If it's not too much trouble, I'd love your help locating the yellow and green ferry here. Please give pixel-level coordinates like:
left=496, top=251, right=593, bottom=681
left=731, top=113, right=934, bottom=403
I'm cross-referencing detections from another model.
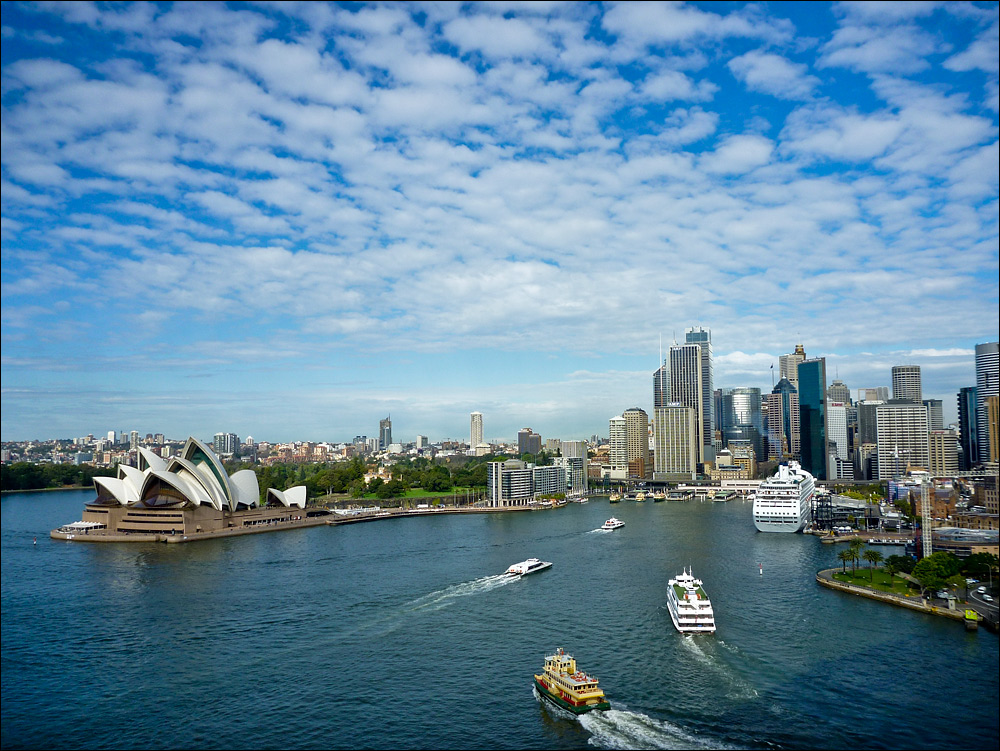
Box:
left=533, top=648, right=611, bottom=714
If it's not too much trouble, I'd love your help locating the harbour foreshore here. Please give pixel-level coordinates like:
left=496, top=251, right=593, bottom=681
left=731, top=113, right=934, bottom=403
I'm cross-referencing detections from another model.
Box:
left=815, top=568, right=985, bottom=628
left=50, top=501, right=549, bottom=544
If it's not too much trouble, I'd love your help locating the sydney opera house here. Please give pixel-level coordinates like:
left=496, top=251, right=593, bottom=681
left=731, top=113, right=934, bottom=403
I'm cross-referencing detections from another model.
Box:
left=52, top=437, right=321, bottom=541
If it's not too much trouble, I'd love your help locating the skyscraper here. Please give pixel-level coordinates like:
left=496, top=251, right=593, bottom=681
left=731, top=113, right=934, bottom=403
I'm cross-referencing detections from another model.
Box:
left=766, top=378, right=800, bottom=459
left=652, top=404, right=698, bottom=481
left=958, top=386, right=979, bottom=470
left=623, top=407, right=650, bottom=479
left=609, top=415, right=627, bottom=474
left=653, top=359, right=669, bottom=409
left=779, top=344, right=806, bottom=391
left=922, top=399, right=944, bottom=431
left=798, top=358, right=828, bottom=480
left=379, top=416, right=392, bottom=451
left=827, top=379, right=851, bottom=405
left=975, top=341, right=999, bottom=463
left=669, top=342, right=704, bottom=464
left=470, top=412, right=483, bottom=449
left=720, top=387, right=763, bottom=460
left=517, top=428, right=541, bottom=457
left=891, top=366, right=922, bottom=403
left=875, top=401, right=930, bottom=480
left=685, top=327, right=714, bottom=462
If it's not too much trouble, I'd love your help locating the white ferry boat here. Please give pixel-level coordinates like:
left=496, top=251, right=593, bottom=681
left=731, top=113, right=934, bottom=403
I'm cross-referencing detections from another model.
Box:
left=506, top=558, right=552, bottom=576
left=752, top=461, right=815, bottom=533
left=601, top=518, right=624, bottom=530
left=666, top=568, right=716, bottom=634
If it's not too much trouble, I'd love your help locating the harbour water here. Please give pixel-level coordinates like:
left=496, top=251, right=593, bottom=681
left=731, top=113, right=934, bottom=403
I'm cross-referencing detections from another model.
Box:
left=2, top=490, right=997, bottom=750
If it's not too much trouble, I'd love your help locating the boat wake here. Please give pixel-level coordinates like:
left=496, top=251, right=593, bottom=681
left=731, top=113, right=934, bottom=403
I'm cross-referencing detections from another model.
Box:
left=579, top=708, right=729, bottom=750
left=677, top=634, right=759, bottom=700
left=403, top=573, right=518, bottom=613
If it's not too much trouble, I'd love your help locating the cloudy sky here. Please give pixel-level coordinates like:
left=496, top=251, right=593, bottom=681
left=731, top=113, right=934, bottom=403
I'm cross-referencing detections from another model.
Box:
left=2, top=1, right=998, bottom=445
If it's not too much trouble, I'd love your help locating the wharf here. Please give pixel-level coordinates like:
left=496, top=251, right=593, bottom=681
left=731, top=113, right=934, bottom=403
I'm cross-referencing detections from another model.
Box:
left=815, top=532, right=909, bottom=545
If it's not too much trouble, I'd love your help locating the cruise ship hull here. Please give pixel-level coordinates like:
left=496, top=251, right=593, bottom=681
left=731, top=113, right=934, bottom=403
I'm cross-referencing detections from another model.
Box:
left=752, top=517, right=807, bottom=533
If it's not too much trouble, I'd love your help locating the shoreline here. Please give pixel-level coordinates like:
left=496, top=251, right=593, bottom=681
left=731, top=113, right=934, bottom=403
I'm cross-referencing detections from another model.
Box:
left=49, top=501, right=560, bottom=544
left=815, top=568, right=996, bottom=633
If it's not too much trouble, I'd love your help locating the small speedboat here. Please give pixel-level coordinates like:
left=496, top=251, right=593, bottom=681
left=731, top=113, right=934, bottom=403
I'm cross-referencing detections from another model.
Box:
left=506, top=557, right=553, bottom=576
left=601, top=518, right=625, bottom=531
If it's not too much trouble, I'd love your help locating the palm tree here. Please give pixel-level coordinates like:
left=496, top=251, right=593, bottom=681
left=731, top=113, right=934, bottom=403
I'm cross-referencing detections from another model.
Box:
left=838, top=549, right=853, bottom=575
left=863, top=549, right=884, bottom=582
left=885, top=558, right=899, bottom=586
left=848, top=538, right=864, bottom=576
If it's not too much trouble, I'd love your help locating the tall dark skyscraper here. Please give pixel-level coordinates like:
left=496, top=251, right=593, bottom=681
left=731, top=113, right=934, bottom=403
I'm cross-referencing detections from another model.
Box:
left=379, top=416, right=392, bottom=450
left=958, top=386, right=979, bottom=470
left=653, top=359, right=669, bottom=409
left=798, top=358, right=828, bottom=480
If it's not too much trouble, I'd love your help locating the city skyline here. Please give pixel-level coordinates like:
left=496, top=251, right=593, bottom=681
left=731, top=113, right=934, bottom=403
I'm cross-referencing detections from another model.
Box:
left=2, top=2, right=998, bottom=443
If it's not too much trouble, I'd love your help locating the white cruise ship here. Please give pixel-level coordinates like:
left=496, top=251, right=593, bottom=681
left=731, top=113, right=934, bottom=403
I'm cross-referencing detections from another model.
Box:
left=666, top=568, right=716, bottom=633
left=752, top=461, right=815, bottom=533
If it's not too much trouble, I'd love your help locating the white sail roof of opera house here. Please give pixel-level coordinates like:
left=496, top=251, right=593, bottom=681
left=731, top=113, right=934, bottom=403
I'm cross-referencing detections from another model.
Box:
left=90, top=436, right=305, bottom=513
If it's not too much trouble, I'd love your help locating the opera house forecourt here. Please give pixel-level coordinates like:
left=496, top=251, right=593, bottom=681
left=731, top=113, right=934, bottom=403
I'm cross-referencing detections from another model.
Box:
left=51, top=437, right=327, bottom=543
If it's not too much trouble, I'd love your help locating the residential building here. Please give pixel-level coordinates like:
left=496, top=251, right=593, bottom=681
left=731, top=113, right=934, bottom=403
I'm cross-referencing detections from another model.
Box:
left=623, top=407, right=650, bottom=479
left=608, top=416, right=628, bottom=476
left=486, top=459, right=565, bottom=506
left=928, top=430, right=959, bottom=477
left=470, top=412, right=483, bottom=449
left=892, top=365, right=922, bottom=403
left=554, top=455, right=586, bottom=495
left=652, top=404, right=698, bottom=481
left=798, top=358, right=829, bottom=480
left=976, top=341, right=999, bottom=463
left=958, top=387, right=980, bottom=469
left=212, top=432, right=239, bottom=457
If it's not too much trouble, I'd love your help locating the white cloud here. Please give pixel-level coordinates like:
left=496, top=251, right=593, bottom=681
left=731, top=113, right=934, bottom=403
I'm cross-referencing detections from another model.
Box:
left=727, top=50, right=820, bottom=100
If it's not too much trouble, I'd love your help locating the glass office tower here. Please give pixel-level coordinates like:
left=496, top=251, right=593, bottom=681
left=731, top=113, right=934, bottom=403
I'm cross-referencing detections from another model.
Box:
left=797, top=358, right=828, bottom=480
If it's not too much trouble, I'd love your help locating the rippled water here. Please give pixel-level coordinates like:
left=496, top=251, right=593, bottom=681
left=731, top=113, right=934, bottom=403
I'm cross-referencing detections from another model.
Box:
left=2, top=491, right=997, bottom=750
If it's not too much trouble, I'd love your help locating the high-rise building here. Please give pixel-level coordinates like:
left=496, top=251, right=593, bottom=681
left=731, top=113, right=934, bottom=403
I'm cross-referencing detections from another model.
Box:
left=891, top=365, right=922, bottom=403
left=988, top=395, right=1000, bottom=464
left=975, top=341, right=999, bottom=463
left=766, top=379, right=800, bottom=459
left=470, top=412, right=483, bottom=449
left=874, top=401, right=930, bottom=480
left=958, top=387, right=980, bottom=470
left=652, top=404, right=698, bottom=481
left=798, top=358, right=828, bottom=480
left=623, top=407, right=651, bottom=478
left=779, top=344, right=806, bottom=391
left=922, top=399, right=944, bottom=431
left=653, top=360, right=669, bottom=409
left=685, top=327, right=714, bottom=462
left=928, top=430, right=959, bottom=476
left=379, top=416, right=392, bottom=451
left=517, top=428, right=541, bottom=457
left=212, top=432, right=239, bottom=456
left=858, top=387, right=889, bottom=402
left=827, top=402, right=848, bottom=461
left=669, top=342, right=704, bottom=464
left=720, top=387, right=763, bottom=459
left=608, top=416, right=627, bottom=474
left=827, top=379, right=851, bottom=405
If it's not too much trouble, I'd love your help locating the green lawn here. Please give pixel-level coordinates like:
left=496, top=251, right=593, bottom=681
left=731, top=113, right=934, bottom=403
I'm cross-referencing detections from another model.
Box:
left=832, top=568, right=917, bottom=596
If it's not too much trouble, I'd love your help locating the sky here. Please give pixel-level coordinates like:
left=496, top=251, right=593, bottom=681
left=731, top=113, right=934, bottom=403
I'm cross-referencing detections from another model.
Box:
left=1, top=1, right=998, bottom=445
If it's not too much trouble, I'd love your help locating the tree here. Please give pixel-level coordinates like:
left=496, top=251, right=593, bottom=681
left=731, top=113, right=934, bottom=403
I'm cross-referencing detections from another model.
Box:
left=961, top=552, right=999, bottom=581
left=911, top=552, right=963, bottom=596
left=848, top=538, right=864, bottom=576
left=837, top=549, right=853, bottom=574
left=886, top=554, right=915, bottom=575
left=863, top=549, right=884, bottom=582
left=884, top=557, right=900, bottom=586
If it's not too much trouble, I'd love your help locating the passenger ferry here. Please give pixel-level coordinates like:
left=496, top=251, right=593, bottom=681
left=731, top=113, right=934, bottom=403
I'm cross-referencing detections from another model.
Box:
left=652, top=491, right=666, bottom=502
left=609, top=492, right=622, bottom=503
left=533, top=648, right=611, bottom=714
left=601, top=517, right=624, bottom=530
left=506, top=558, right=552, bottom=576
left=752, top=461, right=815, bottom=533
left=666, top=568, right=716, bottom=634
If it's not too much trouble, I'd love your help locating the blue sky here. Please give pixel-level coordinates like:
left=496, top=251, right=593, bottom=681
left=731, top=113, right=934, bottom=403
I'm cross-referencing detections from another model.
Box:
left=1, top=1, right=998, bottom=444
